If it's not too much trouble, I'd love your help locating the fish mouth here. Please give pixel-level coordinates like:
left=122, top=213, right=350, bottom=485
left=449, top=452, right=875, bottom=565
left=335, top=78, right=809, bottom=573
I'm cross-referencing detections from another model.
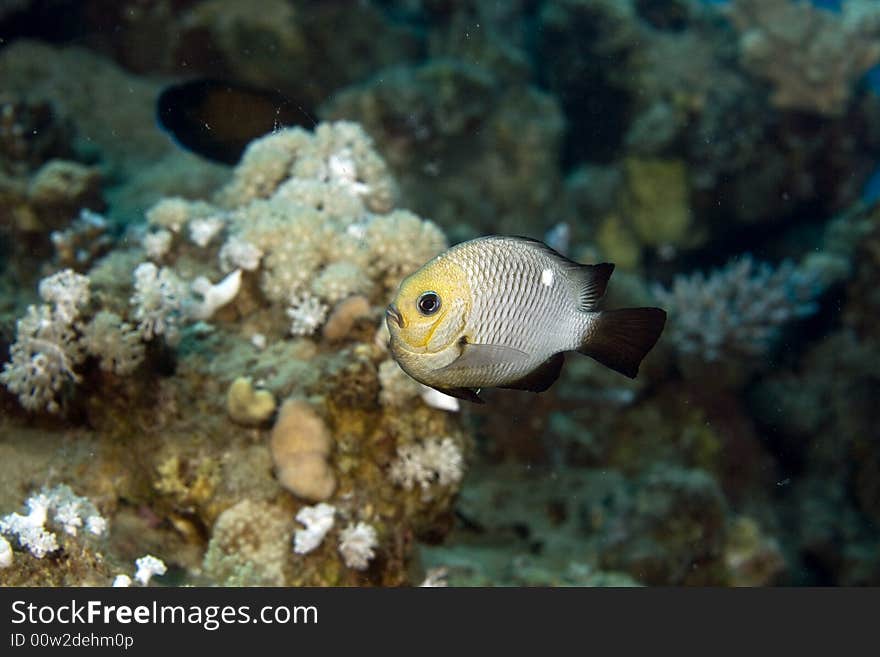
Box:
left=385, top=303, right=404, bottom=328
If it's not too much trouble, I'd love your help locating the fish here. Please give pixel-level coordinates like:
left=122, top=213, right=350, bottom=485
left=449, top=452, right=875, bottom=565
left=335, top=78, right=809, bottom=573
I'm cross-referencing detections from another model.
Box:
left=156, top=78, right=314, bottom=164
left=385, top=235, right=667, bottom=403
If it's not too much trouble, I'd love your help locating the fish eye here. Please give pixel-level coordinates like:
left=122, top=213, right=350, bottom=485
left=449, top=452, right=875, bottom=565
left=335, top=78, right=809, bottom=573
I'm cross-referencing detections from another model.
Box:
left=417, top=291, right=441, bottom=316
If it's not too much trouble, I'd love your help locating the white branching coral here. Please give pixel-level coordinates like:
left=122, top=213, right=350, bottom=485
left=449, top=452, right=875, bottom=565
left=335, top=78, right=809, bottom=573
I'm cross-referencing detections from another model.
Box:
left=130, top=262, right=185, bottom=342
left=220, top=121, right=395, bottom=212
left=0, top=496, right=58, bottom=558
left=338, top=522, right=378, bottom=570
left=37, top=269, right=90, bottom=325
left=188, top=215, right=225, bottom=247
left=134, top=554, right=167, bottom=585
left=80, top=311, right=145, bottom=376
left=219, top=236, right=263, bottom=272
left=389, top=438, right=465, bottom=496
left=293, top=503, right=336, bottom=555
left=143, top=229, right=173, bottom=260
left=287, top=293, right=328, bottom=337
left=1, top=304, right=84, bottom=413
left=0, top=536, right=12, bottom=569
left=420, top=567, right=449, bottom=587
left=1, top=269, right=92, bottom=412
left=0, top=485, right=107, bottom=559
left=1, top=266, right=154, bottom=411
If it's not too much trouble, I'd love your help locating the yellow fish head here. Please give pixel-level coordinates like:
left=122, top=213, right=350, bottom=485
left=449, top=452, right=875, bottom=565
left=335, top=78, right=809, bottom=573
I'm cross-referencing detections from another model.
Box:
left=386, top=259, right=470, bottom=360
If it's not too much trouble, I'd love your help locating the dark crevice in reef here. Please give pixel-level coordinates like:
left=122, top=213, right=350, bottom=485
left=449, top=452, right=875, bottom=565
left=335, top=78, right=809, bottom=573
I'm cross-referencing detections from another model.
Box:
left=634, top=0, right=691, bottom=32
left=0, top=0, right=88, bottom=51
left=532, top=5, right=635, bottom=168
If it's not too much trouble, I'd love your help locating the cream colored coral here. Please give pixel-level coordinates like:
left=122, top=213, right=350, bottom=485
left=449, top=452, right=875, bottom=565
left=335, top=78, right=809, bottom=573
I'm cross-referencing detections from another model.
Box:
left=146, top=197, right=213, bottom=233
left=270, top=399, right=336, bottom=501
left=226, top=376, right=276, bottom=426
left=727, top=0, right=880, bottom=116
left=202, top=499, right=293, bottom=586
left=322, top=295, right=372, bottom=342
left=81, top=311, right=145, bottom=376
left=365, top=210, right=447, bottom=292
left=217, top=128, right=311, bottom=206
left=216, top=122, right=395, bottom=212
left=311, top=262, right=370, bottom=303
left=378, top=359, right=423, bottom=407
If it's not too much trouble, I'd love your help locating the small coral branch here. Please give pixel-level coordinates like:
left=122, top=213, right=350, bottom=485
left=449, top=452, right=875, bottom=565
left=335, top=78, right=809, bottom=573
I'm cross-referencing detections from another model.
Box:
left=653, top=255, right=822, bottom=378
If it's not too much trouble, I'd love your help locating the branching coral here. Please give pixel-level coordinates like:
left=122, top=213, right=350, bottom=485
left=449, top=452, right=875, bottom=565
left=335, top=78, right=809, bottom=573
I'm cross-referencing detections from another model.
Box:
left=37, top=268, right=90, bottom=324
left=727, top=0, right=880, bottom=116
left=1, top=271, right=89, bottom=412
left=80, top=310, right=145, bottom=376
left=130, top=262, right=185, bottom=342
left=653, top=255, right=821, bottom=377
left=286, top=292, right=329, bottom=337
left=50, top=209, right=112, bottom=270
left=389, top=437, right=465, bottom=499
left=2, top=267, right=153, bottom=411
left=337, top=522, right=378, bottom=570
left=0, top=485, right=107, bottom=559
left=218, top=121, right=395, bottom=213
left=293, top=503, right=336, bottom=555
left=0, top=119, right=470, bottom=586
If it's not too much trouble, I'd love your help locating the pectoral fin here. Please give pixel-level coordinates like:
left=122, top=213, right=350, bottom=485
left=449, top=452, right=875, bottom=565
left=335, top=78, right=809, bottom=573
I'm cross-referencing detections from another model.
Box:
left=499, top=353, right=565, bottom=393
left=434, top=341, right=530, bottom=375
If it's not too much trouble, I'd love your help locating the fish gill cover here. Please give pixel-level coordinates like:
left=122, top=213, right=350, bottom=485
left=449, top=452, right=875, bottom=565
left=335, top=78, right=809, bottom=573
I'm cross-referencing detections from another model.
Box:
left=0, top=0, right=878, bottom=587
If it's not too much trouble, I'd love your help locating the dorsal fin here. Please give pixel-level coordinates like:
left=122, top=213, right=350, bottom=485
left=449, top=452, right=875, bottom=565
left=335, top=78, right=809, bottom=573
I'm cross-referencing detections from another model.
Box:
left=510, top=236, right=615, bottom=311
left=570, top=262, right=615, bottom=311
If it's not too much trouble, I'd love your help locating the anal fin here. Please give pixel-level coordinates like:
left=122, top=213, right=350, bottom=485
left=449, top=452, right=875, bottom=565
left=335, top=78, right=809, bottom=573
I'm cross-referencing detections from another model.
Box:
left=499, top=353, right=565, bottom=393
left=434, top=386, right=485, bottom=404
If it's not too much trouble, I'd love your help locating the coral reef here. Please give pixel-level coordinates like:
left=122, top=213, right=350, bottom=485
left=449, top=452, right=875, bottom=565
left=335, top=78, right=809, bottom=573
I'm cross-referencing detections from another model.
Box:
left=1, top=120, right=469, bottom=586
left=226, top=377, right=276, bottom=427
left=0, top=94, right=72, bottom=176
left=727, top=0, right=880, bottom=116
left=270, top=399, right=337, bottom=503
left=322, top=60, right=565, bottom=238
left=203, top=500, right=293, bottom=586
left=2, top=0, right=880, bottom=589
left=653, top=255, right=822, bottom=384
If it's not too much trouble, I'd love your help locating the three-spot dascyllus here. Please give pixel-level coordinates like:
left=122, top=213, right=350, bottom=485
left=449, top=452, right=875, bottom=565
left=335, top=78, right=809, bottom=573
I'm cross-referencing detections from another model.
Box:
left=385, top=235, right=667, bottom=403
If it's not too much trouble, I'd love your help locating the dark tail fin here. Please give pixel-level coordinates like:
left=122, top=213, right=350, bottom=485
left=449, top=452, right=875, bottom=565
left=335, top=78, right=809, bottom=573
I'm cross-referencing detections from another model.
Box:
left=578, top=308, right=667, bottom=378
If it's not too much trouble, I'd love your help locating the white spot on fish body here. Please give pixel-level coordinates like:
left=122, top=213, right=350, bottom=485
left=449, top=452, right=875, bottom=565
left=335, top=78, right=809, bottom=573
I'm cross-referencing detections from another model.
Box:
left=541, top=268, right=554, bottom=287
